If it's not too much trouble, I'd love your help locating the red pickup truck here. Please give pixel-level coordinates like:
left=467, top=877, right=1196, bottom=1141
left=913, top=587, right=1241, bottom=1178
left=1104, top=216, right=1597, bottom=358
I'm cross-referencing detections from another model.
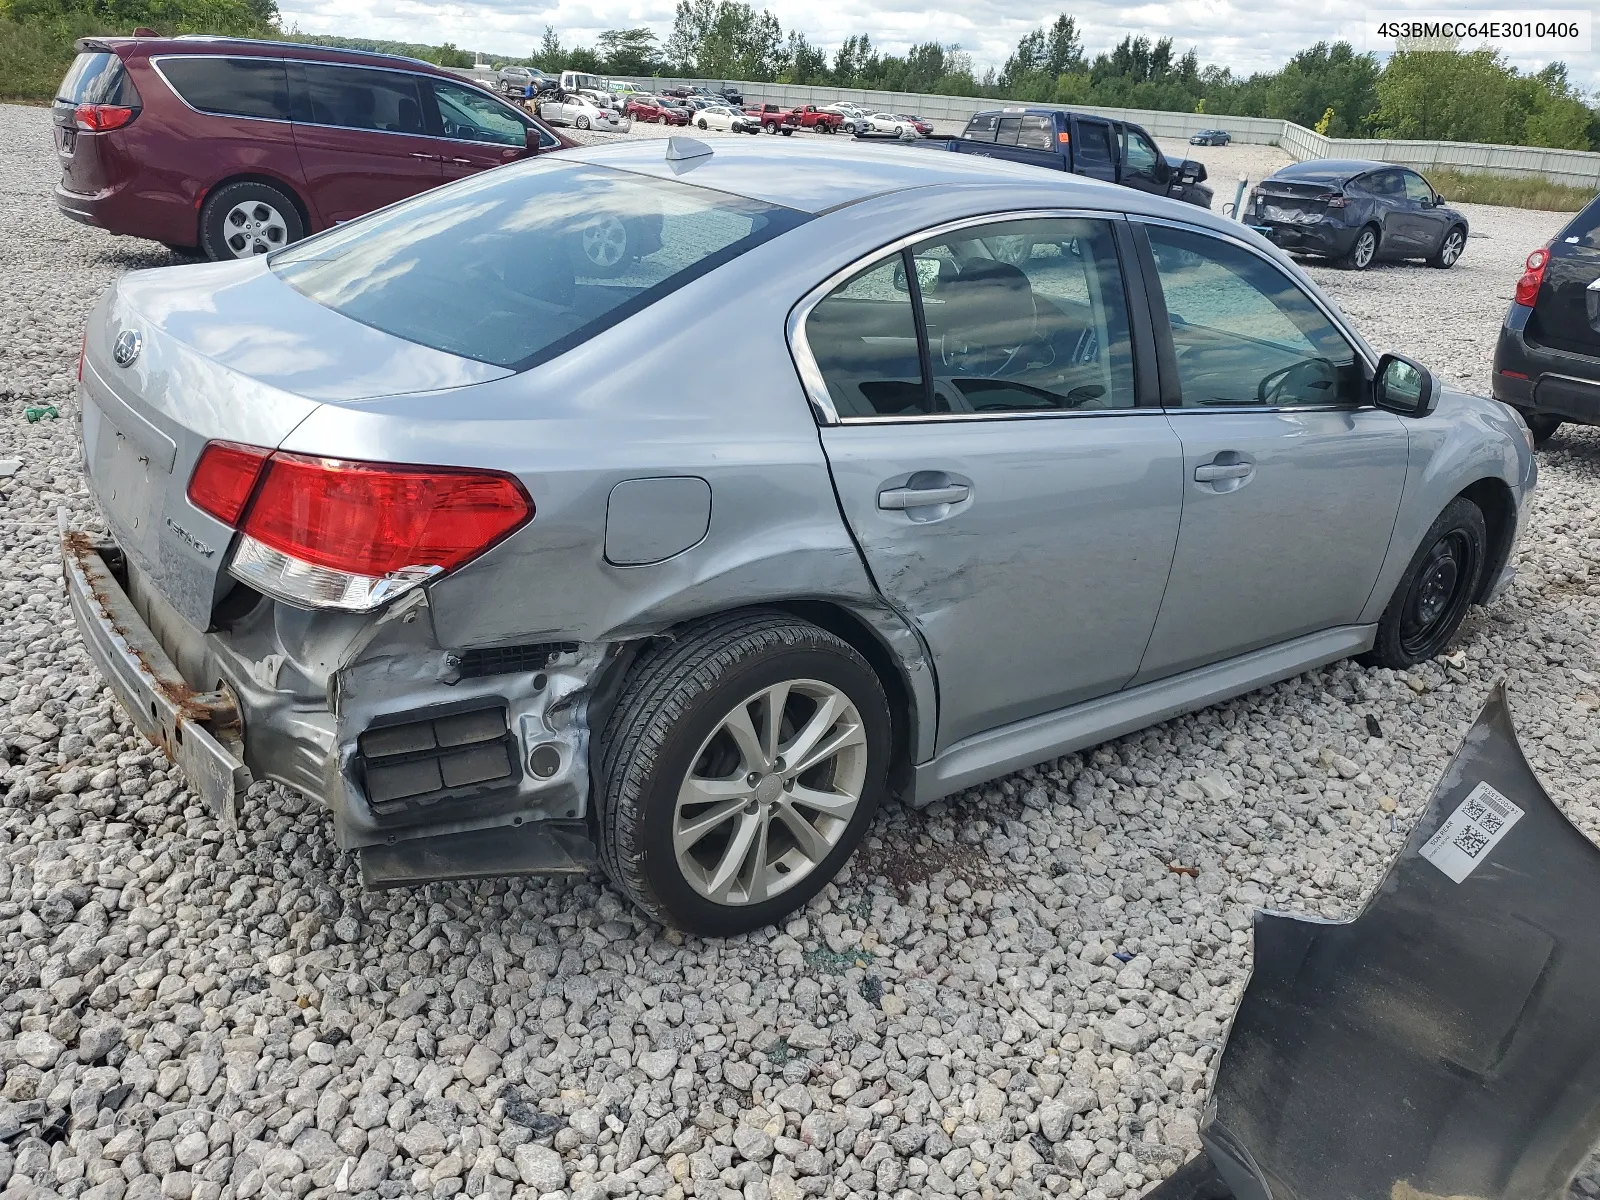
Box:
left=743, top=103, right=794, bottom=135
left=786, top=104, right=843, bottom=134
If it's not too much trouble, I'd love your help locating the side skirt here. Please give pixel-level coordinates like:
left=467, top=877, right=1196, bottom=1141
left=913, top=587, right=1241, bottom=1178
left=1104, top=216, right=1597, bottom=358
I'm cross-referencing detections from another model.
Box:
left=910, top=624, right=1376, bottom=806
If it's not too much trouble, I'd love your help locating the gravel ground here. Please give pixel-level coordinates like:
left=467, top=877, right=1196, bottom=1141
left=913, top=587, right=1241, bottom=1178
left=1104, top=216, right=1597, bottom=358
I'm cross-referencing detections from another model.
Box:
left=2, top=100, right=1599, bottom=1200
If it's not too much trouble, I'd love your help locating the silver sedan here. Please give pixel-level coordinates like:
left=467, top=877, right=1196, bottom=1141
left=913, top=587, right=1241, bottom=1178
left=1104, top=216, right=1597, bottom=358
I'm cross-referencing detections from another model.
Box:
left=66, top=136, right=1534, bottom=935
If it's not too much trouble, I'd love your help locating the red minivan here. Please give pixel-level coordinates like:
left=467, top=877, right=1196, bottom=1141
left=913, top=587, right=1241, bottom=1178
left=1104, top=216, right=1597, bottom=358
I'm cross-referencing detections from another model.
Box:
left=53, top=36, right=571, bottom=259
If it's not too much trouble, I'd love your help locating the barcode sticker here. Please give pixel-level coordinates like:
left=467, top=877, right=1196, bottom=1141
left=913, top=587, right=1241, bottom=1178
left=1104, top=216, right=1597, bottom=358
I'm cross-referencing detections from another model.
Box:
left=1419, top=781, right=1524, bottom=883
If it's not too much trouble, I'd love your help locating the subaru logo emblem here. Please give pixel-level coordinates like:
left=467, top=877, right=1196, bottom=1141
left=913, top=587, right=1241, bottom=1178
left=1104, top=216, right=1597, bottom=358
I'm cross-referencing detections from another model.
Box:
left=112, top=330, right=142, bottom=367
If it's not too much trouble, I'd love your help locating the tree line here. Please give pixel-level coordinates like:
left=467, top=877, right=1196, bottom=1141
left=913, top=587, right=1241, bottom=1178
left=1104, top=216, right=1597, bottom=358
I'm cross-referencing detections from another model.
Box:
left=3, top=0, right=1595, bottom=151
left=518, top=6, right=1598, bottom=151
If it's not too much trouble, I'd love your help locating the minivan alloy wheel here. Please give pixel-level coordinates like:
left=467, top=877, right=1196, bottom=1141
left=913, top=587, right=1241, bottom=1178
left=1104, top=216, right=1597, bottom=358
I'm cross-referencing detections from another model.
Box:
left=223, top=201, right=289, bottom=257
left=580, top=217, right=629, bottom=270
left=674, top=679, right=867, bottom=905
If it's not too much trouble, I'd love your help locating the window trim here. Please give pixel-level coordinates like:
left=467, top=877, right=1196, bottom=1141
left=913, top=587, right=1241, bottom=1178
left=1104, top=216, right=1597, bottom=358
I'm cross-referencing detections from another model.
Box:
left=1132, top=215, right=1379, bottom=414
left=151, top=53, right=549, bottom=147
left=786, top=208, right=1150, bottom=426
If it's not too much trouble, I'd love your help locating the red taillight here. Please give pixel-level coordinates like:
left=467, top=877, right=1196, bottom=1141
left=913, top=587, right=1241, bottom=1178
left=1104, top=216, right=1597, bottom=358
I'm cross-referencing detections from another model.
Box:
left=188, top=441, right=273, bottom=526
left=243, top=452, right=532, bottom=577
left=1324, top=192, right=1347, bottom=208
left=1499, top=369, right=1529, bottom=379
left=1515, top=247, right=1550, bottom=307
left=188, top=442, right=533, bottom=611
left=74, top=103, right=136, bottom=132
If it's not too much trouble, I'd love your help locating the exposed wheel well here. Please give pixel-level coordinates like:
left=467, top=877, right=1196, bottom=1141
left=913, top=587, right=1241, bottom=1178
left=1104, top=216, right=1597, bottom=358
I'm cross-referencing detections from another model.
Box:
left=591, top=602, right=922, bottom=803
left=197, top=174, right=312, bottom=245
left=1459, top=477, right=1517, bottom=602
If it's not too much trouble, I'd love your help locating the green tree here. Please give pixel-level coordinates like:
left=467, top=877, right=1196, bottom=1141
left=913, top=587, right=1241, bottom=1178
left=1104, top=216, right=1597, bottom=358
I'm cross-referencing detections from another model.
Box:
left=1262, top=42, right=1379, bottom=135
left=596, top=27, right=661, bottom=75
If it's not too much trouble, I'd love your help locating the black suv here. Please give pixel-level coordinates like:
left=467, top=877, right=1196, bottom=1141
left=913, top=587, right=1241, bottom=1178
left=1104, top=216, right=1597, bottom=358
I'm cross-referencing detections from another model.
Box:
left=1493, top=193, right=1600, bottom=445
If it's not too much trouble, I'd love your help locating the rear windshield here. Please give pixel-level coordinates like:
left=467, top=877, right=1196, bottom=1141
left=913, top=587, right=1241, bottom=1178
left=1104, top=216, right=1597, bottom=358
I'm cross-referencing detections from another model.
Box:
left=58, top=52, right=138, bottom=105
left=1557, top=194, right=1600, bottom=250
left=272, top=160, right=808, bottom=370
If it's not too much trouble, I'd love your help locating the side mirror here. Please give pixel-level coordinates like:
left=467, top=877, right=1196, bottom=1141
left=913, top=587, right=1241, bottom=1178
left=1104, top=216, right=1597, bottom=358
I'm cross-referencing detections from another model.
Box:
left=1375, top=352, right=1439, bottom=418
left=1434, top=194, right=1447, bottom=206
left=892, top=256, right=941, bottom=294
left=525, top=126, right=544, bottom=153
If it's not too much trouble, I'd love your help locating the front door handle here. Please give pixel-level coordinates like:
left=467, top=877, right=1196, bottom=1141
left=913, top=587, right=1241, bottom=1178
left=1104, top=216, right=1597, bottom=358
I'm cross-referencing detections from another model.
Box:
left=449, top=156, right=473, bottom=165
left=878, top=484, right=970, bottom=510
left=1194, top=463, right=1252, bottom=482
left=411, top=152, right=440, bottom=161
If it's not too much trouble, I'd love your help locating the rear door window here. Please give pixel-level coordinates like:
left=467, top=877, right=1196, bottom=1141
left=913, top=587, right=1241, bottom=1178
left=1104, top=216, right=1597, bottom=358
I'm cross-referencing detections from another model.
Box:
left=302, top=63, right=426, bottom=134
left=272, top=161, right=808, bottom=370
left=156, top=56, right=290, bottom=121
left=1073, top=121, right=1114, bottom=170
left=1017, top=115, right=1054, bottom=152
left=58, top=52, right=138, bottom=105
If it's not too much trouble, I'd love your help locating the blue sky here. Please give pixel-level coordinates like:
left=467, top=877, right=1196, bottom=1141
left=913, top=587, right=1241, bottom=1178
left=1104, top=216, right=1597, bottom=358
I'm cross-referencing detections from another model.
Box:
left=276, top=0, right=1598, bottom=87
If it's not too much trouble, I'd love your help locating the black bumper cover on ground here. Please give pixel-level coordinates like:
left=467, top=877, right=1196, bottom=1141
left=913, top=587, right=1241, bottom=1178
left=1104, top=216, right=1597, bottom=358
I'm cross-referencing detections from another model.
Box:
left=1152, top=685, right=1600, bottom=1200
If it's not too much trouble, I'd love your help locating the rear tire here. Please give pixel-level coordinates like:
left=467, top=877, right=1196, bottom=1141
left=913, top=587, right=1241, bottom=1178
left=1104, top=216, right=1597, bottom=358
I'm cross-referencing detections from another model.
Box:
left=199, top=181, right=304, bottom=261
left=1430, top=225, right=1466, bottom=268
left=1359, top=497, right=1487, bottom=669
left=1516, top=409, right=1562, bottom=447
left=594, top=611, right=891, bottom=935
left=1340, top=225, right=1379, bottom=270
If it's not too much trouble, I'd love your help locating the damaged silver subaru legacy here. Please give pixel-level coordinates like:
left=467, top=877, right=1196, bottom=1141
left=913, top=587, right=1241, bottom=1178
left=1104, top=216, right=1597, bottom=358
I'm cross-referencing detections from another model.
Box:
left=64, top=136, right=1535, bottom=935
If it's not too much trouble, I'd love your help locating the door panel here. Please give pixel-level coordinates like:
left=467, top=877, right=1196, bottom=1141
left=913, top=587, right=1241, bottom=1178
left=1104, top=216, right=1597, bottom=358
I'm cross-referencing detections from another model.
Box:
left=1134, top=409, right=1407, bottom=681
left=824, top=418, right=1184, bottom=747
left=429, top=78, right=536, bottom=182
left=289, top=62, right=444, bottom=226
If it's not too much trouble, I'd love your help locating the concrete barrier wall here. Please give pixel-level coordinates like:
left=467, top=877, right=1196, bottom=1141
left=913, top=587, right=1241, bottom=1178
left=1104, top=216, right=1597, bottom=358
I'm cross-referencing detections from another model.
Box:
left=601, top=74, right=1600, bottom=189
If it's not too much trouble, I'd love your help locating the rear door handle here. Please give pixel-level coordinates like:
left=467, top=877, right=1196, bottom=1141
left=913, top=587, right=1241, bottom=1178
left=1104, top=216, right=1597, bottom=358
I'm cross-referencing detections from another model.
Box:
left=878, top=484, right=970, bottom=509
left=1194, top=463, right=1252, bottom=482
left=449, top=157, right=473, bottom=165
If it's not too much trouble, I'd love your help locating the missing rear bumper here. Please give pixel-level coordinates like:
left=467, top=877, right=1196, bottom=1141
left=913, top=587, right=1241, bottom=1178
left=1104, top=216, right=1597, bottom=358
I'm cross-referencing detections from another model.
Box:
left=61, top=515, right=252, bottom=825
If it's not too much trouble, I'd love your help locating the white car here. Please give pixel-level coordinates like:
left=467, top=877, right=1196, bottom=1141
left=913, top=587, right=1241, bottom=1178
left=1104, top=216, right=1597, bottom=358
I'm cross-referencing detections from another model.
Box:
left=862, top=113, right=920, bottom=139
left=538, top=94, right=629, bottom=131
left=694, top=105, right=761, bottom=134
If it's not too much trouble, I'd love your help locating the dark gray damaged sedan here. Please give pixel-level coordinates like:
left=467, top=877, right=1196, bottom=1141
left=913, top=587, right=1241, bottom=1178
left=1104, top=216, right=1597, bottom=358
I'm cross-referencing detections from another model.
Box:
left=66, top=136, right=1534, bottom=934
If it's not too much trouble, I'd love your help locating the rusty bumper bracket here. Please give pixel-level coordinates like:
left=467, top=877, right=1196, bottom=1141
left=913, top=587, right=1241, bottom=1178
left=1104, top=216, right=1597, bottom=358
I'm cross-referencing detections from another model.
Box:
left=61, top=514, right=252, bottom=828
left=1154, top=684, right=1600, bottom=1200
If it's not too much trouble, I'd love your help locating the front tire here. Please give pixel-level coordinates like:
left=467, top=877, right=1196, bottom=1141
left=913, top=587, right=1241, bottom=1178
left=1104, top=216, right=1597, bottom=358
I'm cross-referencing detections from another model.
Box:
left=1430, top=225, right=1466, bottom=268
left=1341, top=225, right=1379, bottom=270
left=698, top=118, right=708, bottom=130
left=1360, top=497, right=1487, bottom=669
left=595, top=611, right=891, bottom=935
left=199, top=181, right=304, bottom=261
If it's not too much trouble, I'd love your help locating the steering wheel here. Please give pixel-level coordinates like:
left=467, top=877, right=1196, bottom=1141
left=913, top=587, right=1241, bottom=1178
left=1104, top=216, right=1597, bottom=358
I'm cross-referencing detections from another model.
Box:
left=1258, top=357, right=1336, bottom=406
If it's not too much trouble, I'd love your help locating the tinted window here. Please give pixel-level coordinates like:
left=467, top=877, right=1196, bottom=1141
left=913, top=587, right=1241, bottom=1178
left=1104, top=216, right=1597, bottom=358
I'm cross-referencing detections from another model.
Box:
left=964, top=114, right=998, bottom=142
left=1401, top=171, right=1434, bottom=203
left=1075, top=122, right=1113, bottom=169
left=58, top=52, right=137, bottom=105
left=1147, top=225, right=1363, bottom=408
left=273, top=161, right=807, bottom=370
left=807, top=256, right=926, bottom=418
left=1122, top=128, right=1159, bottom=172
left=303, top=64, right=425, bottom=134
left=1364, top=170, right=1404, bottom=198
left=157, top=57, right=289, bottom=121
left=1018, top=115, right=1054, bottom=152
left=433, top=79, right=526, bottom=146
left=914, top=218, right=1135, bottom=414
left=1556, top=193, right=1600, bottom=249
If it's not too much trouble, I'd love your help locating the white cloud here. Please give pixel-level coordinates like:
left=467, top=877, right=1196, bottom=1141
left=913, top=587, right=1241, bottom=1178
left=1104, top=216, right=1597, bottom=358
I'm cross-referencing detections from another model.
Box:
left=276, top=0, right=1599, bottom=86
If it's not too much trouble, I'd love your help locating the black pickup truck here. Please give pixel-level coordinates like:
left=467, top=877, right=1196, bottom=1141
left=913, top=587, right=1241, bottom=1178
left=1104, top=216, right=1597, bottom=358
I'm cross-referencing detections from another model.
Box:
left=917, top=107, right=1214, bottom=208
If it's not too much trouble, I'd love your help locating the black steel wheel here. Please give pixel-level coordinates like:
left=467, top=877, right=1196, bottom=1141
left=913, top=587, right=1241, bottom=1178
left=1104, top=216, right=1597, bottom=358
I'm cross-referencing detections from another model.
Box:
left=1361, top=497, right=1487, bottom=669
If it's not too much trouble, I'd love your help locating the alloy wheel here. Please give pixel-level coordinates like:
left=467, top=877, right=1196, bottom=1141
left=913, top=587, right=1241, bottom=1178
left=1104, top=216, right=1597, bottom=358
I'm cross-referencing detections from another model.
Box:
left=579, top=217, right=628, bottom=270
left=222, top=201, right=288, bottom=258
left=1353, top=229, right=1376, bottom=268
left=673, top=679, right=868, bottom=906
left=1440, top=230, right=1464, bottom=266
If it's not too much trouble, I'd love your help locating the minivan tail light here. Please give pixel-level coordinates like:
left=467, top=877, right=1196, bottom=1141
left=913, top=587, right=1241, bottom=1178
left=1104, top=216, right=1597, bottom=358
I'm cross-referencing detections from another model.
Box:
left=1515, top=247, right=1550, bottom=307
left=74, top=103, right=137, bottom=132
left=187, top=443, right=532, bottom=612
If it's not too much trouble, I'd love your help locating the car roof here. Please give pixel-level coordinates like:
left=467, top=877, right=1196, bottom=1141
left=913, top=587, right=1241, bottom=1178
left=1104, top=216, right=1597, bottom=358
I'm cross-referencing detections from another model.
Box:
left=83, top=34, right=456, bottom=76
left=1273, top=158, right=1394, bottom=181
left=558, top=136, right=1143, bottom=215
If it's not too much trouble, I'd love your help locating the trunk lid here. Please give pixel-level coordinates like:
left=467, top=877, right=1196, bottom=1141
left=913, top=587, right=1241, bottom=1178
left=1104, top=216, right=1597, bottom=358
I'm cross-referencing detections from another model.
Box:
left=1530, top=202, right=1600, bottom=355
left=53, top=47, right=141, bottom=196
left=84, top=260, right=510, bottom=628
